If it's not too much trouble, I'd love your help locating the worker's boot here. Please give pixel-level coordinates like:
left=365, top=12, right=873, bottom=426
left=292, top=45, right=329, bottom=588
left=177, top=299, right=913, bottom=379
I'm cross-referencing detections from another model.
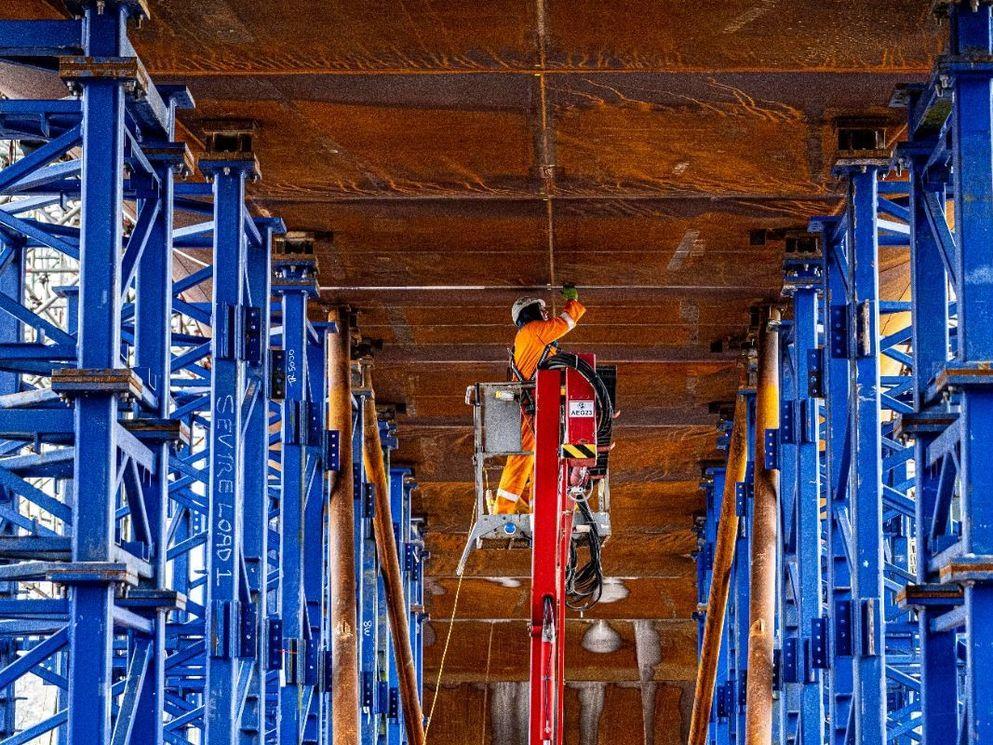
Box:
left=485, top=489, right=497, bottom=514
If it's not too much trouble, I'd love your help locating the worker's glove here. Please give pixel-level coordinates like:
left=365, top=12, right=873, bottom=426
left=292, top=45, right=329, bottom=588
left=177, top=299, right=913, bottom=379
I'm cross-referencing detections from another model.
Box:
left=561, top=283, right=579, bottom=302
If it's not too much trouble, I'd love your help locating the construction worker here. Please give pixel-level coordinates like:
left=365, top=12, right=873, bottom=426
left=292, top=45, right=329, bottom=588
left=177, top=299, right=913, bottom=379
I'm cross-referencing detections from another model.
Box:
left=491, top=285, right=586, bottom=515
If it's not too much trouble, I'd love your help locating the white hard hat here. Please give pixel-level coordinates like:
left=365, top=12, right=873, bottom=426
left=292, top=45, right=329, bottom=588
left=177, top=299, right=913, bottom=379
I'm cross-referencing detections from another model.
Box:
left=511, top=296, right=545, bottom=326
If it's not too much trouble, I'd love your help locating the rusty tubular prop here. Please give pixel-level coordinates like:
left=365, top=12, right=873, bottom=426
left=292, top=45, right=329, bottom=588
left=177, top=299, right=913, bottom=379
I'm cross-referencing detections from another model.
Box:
left=688, top=391, right=750, bottom=745
left=361, top=362, right=427, bottom=745
left=745, top=306, right=781, bottom=745
left=328, top=308, right=360, bottom=743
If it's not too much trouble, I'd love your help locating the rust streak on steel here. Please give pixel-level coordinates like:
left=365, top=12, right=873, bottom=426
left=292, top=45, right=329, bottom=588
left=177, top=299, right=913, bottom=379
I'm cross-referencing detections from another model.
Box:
left=745, top=306, right=781, bottom=745
left=328, top=307, right=360, bottom=744
left=361, top=361, right=427, bottom=745
left=688, top=388, right=749, bottom=745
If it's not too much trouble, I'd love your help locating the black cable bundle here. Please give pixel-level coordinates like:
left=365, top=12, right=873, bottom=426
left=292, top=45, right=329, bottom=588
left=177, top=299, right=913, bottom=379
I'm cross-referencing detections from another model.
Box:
left=539, top=352, right=614, bottom=445
left=565, top=497, right=604, bottom=611
left=538, top=352, right=613, bottom=611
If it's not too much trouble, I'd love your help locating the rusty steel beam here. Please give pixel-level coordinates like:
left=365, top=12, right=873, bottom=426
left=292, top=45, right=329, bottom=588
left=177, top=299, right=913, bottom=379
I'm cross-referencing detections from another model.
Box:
left=374, top=344, right=741, bottom=365
left=745, top=306, right=781, bottom=745
left=328, top=308, right=360, bottom=744
left=688, top=389, right=749, bottom=745
left=361, top=363, right=427, bottom=745
left=394, top=410, right=718, bottom=428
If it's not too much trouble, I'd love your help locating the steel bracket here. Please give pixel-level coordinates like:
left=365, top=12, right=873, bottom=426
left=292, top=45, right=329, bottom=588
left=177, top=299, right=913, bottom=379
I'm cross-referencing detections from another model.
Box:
left=763, top=428, right=780, bottom=471
left=304, top=639, right=318, bottom=686
left=860, top=599, right=878, bottom=657
left=286, top=400, right=309, bottom=445
left=325, top=429, right=340, bottom=472
left=735, top=481, right=751, bottom=518
left=780, top=401, right=796, bottom=445
left=829, top=304, right=850, bottom=358
left=59, top=55, right=144, bottom=92
left=834, top=599, right=853, bottom=656
left=782, top=638, right=799, bottom=684
left=209, top=599, right=240, bottom=659
left=807, top=347, right=825, bottom=398
left=388, top=687, right=400, bottom=720
left=239, top=601, right=257, bottom=659
left=283, top=637, right=304, bottom=685
left=716, top=680, right=732, bottom=719
left=308, top=400, right=323, bottom=445
left=242, top=305, right=263, bottom=366
left=363, top=483, right=376, bottom=519
left=362, top=670, right=375, bottom=708
left=377, top=680, right=389, bottom=715
left=215, top=302, right=239, bottom=361
left=319, top=648, right=333, bottom=692
left=810, top=616, right=829, bottom=669
left=269, top=348, right=286, bottom=400
left=267, top=617, right=283, bottom=671
left=856, top=299, right=874, bottom=358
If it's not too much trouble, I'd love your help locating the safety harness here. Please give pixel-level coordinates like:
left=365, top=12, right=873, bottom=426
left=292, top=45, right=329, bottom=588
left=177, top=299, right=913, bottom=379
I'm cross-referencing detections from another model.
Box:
left=509, top=340, right=558, bottom=416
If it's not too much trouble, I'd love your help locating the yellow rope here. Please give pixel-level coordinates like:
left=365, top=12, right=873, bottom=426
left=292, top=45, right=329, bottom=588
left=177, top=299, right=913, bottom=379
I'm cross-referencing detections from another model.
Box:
left=424, top=496, right=479, bottom=740
left=480, top=622, right=495, bottom=743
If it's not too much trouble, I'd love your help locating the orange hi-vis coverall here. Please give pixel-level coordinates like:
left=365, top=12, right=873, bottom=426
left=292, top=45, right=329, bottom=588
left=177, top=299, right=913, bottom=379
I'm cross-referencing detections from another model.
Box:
left=493, top=299, right=586, bottom=514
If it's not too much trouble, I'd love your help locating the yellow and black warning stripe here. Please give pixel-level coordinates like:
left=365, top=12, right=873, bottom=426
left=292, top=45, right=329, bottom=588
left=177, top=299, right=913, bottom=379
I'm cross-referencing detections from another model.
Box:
left=561, top=442, right=597, bottom=460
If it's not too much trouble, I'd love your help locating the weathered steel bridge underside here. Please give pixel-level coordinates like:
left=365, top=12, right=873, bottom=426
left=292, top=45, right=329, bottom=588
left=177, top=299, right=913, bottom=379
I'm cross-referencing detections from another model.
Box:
left=0, top=1, right=941, bottom=741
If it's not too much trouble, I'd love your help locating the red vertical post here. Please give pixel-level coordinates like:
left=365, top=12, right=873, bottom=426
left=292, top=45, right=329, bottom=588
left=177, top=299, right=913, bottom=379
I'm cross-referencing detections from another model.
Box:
left=530, top=368, right=565, bottom=744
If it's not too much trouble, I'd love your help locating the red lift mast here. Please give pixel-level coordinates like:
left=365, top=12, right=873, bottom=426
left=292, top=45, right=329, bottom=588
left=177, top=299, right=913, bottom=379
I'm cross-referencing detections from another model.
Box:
left=529, top=357, right=600, bottom=744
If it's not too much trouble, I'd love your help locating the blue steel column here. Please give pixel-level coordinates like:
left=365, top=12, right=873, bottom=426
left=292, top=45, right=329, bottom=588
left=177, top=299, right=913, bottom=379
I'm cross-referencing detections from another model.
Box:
left=696, top=467, right=725, bottom=655
left=949, top=4, right=993, bottom=740
left=131, top=88, right=193, bottom=742
left=201, top=146, right=257, bottom=743
left=68, top=4, right=129, bottom=741
left=406, top=480, right=426, bottom=706
left=273, top=245, right=319, bottom=743
left=845, top=167, right=887, bottom=745
left=815, top=214, right=854, bottom=745
left=391, top=464, right=423, bottom=744
left=729, top=389, right=755, bottom=745
left=243, top=217, right=282, bottom=743
left=380, top=423, right=401, bottom=744
left=777, top=319, right=798, bottom=745
left=781, top=255, right=825, bottom=745
left=0, top=187, right=22, bottom=742
left=303, top=320, right=329, bottom=745
left=897, top=105, right=958, bottom=745
left=353, top=394, right=379, bottom=744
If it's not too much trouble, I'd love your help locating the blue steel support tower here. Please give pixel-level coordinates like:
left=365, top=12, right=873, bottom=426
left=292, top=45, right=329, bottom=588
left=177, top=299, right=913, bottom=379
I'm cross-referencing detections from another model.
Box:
left=778, top=244, right=825, bottom=745
left=891, top=3, right=993, bottom=743
left=199, top=126, right=267, bottom=744
left=0, top=4, right=426, bottom=744
left=272, top=233, right=323, bottom=744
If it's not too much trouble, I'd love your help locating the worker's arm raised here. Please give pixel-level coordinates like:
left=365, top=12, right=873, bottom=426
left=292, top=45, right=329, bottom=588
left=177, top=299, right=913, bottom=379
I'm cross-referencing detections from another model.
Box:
left=534, top=299, right=586, bottom=344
